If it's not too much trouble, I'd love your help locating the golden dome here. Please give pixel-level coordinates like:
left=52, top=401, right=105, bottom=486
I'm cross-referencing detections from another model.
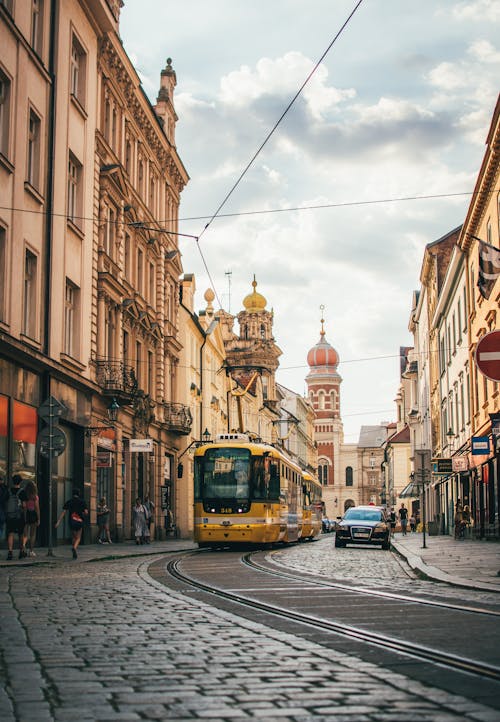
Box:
left=242, top=277, right=267, bottom=312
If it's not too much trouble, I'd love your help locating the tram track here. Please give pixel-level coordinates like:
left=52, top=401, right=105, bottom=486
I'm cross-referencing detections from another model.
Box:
left=164, top=550, right=500, bottom=684
left=243, top=551, right=500, bottom=618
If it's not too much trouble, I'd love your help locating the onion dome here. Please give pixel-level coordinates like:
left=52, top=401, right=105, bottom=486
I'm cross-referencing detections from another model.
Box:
left=242, top=276, right=267, bottom=312
left=307, top=309, right=339, bottom=369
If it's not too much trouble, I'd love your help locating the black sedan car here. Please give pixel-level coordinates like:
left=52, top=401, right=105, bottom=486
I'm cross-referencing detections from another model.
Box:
left=334, top=505, right=391, bottom=550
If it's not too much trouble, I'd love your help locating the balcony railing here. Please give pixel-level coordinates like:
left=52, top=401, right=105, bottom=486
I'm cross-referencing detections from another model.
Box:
left=161, top=402, right=193, bottom=435
left=95, top=360, right=138, bottom=401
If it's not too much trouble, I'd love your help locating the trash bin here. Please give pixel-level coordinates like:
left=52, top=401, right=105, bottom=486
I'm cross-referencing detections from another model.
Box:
left=427, top=520, right=439, bottom=536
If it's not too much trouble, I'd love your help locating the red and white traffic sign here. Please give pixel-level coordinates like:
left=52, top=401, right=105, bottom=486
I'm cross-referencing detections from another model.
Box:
left=475, top=330, right=500, bottom=382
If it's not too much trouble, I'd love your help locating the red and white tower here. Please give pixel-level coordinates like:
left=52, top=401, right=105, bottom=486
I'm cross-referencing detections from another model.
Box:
left=306, top=308, right=343, bottom=503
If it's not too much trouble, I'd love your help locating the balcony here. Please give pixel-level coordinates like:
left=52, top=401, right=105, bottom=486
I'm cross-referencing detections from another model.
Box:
left=161, top=402, right=193, bottom=435
left=95, top=360, right=138, bottom=402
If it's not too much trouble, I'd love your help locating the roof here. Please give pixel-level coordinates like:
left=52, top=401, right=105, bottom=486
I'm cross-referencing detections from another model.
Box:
left=386, top=425, right=410, bottom=444
left=358, top=425, right=388, bottom=447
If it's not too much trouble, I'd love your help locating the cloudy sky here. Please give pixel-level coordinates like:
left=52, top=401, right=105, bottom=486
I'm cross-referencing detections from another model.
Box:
left=120, top=0, right=500, bottom=442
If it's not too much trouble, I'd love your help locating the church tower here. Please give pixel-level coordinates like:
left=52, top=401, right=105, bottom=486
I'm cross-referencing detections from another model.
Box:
left=306, top=308, right=343, bottom=501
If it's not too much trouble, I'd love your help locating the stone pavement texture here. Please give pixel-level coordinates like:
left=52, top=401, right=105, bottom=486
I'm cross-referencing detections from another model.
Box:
left=0, top=534, right=499, bottom=721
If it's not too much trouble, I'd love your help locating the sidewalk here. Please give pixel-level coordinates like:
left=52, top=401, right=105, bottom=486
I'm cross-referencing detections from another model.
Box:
left=391, top=531, right=500, bottom=593
left=0, top=537, right=197, bottom=567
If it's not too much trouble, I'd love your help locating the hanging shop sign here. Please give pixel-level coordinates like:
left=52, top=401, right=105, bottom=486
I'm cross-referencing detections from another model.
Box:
left=129, top=438, right=154, bottom=452
left=471, top=436, right=490, bottom=455
left=96, top=451, right=112, bottom=468
left=452, top=456, right=468, bottom=472
left=432, top=458, right=452, bottom=474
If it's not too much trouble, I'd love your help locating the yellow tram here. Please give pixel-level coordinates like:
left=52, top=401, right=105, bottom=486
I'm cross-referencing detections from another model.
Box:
left=193, top=434, right=322, bottom=547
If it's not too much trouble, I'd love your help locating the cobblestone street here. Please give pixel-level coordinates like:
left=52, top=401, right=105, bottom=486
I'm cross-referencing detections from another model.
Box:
left=1, top=547, right=499, bottom=721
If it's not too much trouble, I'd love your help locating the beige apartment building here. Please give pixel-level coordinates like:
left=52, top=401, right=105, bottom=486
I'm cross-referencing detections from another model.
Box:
left=0, top=1, right=190, bottom=544
left=459, top=95, right=500, bottom=538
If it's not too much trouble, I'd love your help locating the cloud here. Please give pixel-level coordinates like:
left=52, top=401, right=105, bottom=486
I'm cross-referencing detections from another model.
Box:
left=451, top=0, right=500, bottom=22
left=218, top=51, right=355, bottom=120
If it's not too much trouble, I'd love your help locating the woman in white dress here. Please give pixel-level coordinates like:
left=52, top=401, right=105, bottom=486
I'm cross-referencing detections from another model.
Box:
left=132, top=498, right=149, bottom=544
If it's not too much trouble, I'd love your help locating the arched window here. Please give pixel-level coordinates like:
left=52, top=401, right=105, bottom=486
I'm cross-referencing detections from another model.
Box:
left=345, top=466, right=353, bottom=486
left=260, top=324, right=266, bottom=339
left=318, top=463, right=328, bottom=486
left=318, top=391, right=325, bottom=410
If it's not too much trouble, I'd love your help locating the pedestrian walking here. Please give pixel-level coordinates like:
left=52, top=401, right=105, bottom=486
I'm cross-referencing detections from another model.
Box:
left=132, top=498, right=149, bottom=545
left=399, top=503, right=408, bottom=535
left=143, top=495, right=155, bottom=542
left=55, top=489, right=88, bottom=559
left=0, top=474, right=9, bottom=541
left=96, top=497, right=112, bottom=544
left=389, top=507, right=396, bottom=537
left=454, top=499, right=464, bottom=540
left=22, top=481, right=40, bottom=556
left=409, top=514, right=416, bottom=533
left=5, top=476, right=26, bottom=560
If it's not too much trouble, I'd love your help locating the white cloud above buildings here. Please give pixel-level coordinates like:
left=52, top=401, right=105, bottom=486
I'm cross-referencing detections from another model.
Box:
left=120, top=0, right=500, bottom=441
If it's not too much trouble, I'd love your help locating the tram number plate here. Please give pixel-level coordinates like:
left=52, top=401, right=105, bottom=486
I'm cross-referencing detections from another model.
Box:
left=220, top=507, right=233, bottom=513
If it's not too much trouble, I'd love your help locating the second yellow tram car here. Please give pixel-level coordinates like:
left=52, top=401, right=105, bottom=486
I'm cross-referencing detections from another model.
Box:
left=193, top=434, right=322, bottom=547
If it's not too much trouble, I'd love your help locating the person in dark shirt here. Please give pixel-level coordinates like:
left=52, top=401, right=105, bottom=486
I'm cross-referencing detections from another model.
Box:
left=55, top=489, right=88, bottom=559
left=399, top=504, right=409, bottom=535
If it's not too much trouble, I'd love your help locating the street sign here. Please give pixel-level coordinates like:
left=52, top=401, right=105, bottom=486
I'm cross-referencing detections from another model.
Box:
left=475, top=330, right=500, bottom=382
left=37, top=396, right=67, bottom=423
left=38, top=426, right=67, bottom=458
left=432, top=458, right=452, bottom=474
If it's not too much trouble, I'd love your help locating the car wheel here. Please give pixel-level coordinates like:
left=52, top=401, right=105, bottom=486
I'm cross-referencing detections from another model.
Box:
left=334, top=536, right=345, bottom=548
left=381, top=538, right=390, bottom=550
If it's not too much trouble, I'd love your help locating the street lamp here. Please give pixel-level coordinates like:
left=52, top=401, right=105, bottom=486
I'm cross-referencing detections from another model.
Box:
left=202, top=428, right=211, bottom=444
left=85, top=398, right=120, bottom=436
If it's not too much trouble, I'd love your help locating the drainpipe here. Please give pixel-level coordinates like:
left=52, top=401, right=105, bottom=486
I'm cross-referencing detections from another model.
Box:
left=44, top=0, right=58, bottom=360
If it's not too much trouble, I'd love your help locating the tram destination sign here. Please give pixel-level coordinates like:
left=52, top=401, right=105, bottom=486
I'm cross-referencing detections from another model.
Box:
left=432, top=458, right=452, bottom=474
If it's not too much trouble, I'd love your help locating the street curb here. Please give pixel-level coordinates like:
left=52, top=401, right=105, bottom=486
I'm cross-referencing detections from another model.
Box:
left=391, top=541, right=500, bottom=594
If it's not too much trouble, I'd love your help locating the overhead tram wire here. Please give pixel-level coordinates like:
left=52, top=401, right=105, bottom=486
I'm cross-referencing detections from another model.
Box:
left=191, top=0, right=365, bottom=306
left=196, top=0, right=365, bottom=244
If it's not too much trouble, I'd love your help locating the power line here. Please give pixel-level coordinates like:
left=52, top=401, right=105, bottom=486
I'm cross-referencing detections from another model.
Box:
left=178, top=191, right=476, bottom=223
left=0, top=189, right=479, bottom=227
left=196, top=0, right=365, bottom=241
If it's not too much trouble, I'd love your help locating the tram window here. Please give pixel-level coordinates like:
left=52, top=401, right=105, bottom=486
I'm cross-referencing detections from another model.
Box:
left=198, top=448, right=251, bottom=499
left=269, top=463, right=280, bottom=498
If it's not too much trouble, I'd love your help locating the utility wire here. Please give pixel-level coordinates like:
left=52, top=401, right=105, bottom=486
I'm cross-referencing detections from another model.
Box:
left=196, top=0, right=365, bottom=241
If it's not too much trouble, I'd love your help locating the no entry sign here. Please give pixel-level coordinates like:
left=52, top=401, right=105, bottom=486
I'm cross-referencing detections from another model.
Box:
left=475, top=330, right=500, bottom=382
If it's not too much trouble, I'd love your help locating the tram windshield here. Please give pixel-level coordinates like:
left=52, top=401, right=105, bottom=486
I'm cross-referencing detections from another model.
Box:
left=197, top=447, right=251, bottom=499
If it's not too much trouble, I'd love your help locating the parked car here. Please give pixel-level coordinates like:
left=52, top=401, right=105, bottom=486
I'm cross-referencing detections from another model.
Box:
left=334, top=505, right=391, bottom=550
left=322, top=517, right=333, bottom=533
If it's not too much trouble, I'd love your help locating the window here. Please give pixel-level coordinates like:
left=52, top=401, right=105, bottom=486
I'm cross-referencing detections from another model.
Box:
left=135, top=341, right=142, bottom=387
left=487, top=219, right=492, bottom=245
left=23, top=249, right=37, bottom=338
left=70, top=34, right=86, bottom=105
left=0, top=69, right=11, bottom=158
left=125, top=139, right=132, bottom=175
left=123, top=330, right=129, bottom=364
left=67, top=153, right=82, bottom=226
left=64, top=280, right=80, bottom=358
left=345, top=466, right=353, bottom=487
left=147, top=350, right=153, bottom=394
left=104, top=205, right=116, bottom=258
left=27, top=109, right=41, bottom=189
left=463, top=287, right=467, bottom=331
left=124, top=234, right=131, bottom=280
left=31, top=0, right=43, bottom=54
left=137, top=248, right=143, bottom=294
left=149, top=262, right=155, bottom=303
left=0, top=227, right=5, bottom=321
left=318, top=463, right=328, bottom=486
